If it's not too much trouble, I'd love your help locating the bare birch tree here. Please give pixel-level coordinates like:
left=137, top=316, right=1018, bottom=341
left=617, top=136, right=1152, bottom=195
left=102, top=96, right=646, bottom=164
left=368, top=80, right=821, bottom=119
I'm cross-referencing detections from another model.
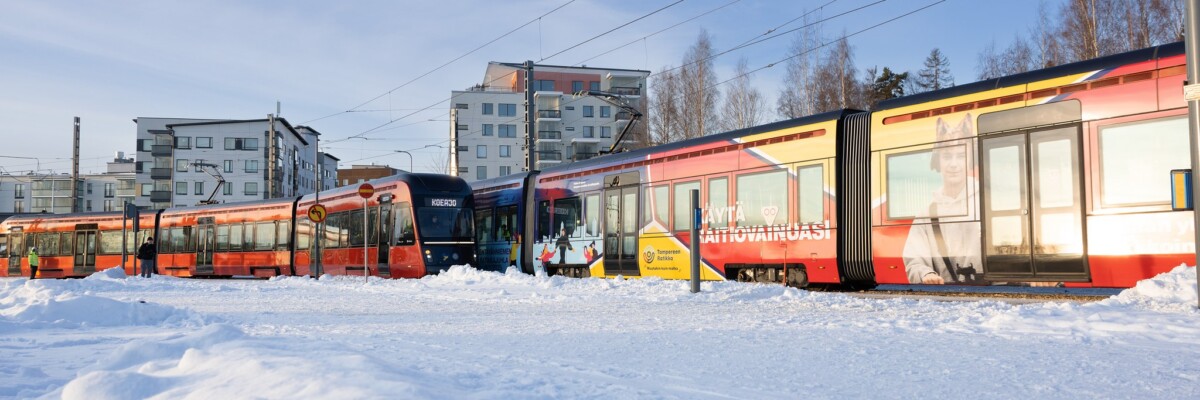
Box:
left=679, top=29, right=721, bottom=138
left=776, top=15, right=822, bottom=120
left=811, top=35, right=862, bottom=113
left=718, top=57, right=766, bottom=132
left=648, top=67, right=683, bottom=145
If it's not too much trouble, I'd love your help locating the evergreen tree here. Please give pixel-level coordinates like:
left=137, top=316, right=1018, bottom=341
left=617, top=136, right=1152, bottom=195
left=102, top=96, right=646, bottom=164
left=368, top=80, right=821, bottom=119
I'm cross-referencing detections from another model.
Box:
left=913, top=48, right=954, bottom=93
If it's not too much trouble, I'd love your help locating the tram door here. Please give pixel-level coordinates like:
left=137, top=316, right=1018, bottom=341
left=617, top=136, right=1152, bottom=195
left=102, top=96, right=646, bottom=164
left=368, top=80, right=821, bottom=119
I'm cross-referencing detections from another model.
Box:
left=196, top=219, right=215, bottom=275
left=6, top=231, right=22, bottom=276
left=980, top=125, right=1087, bottom=281
left=377, top=204, right=393, bottom=277
left=73, top=228, right=98, bottom=275
left=603, top=172, right=641, bottom=276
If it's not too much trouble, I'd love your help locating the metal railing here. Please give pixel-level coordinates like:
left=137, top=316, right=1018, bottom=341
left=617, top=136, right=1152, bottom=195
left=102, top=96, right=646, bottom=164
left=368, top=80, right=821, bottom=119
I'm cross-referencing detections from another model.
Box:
left=537, top=131, right=562, bottom=140
left=149, top=190, right=171, bottom=203
left=615, top=111, right=633, bottom=120
left=536, top=151, right=563, bottom=161
left=537, top=109, right=562, bottom=119
left=151, top=144, right=173, bottom=156
left=150, top=167, right=173, bottom=180
left=610, top=86, right=641, bottom=96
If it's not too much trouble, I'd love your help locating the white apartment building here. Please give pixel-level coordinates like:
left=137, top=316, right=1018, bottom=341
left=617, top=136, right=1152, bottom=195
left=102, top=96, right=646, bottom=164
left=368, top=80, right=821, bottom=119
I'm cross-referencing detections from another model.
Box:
left=133, top=117, right=338, bottom=209
left=450, top=62, right=649, bottom=182
left=0, top=153, right=137, bottom=214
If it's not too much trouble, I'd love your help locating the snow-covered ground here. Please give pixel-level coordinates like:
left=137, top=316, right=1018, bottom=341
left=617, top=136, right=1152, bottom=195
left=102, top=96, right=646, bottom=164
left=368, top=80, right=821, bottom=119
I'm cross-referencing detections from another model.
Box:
left=1, top=265, right=1198, bottom=400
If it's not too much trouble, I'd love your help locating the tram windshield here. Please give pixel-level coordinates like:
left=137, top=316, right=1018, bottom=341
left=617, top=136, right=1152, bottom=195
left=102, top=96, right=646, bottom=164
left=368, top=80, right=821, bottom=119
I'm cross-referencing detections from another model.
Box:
left=416, top=208, right=474, bottom=241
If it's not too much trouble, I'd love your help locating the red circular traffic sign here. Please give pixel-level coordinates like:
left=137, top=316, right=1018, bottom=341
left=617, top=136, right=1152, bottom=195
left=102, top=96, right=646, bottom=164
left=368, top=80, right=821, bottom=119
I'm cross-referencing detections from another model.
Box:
left=307, top=204, right=327, bottom=223
left=358, top=183, right=375, bottom=199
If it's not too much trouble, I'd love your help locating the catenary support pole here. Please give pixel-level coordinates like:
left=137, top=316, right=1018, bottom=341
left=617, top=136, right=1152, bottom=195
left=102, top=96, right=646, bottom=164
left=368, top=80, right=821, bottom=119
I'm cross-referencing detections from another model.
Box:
left=1187, top=0, right=1200, bottom=309
left=525, top=60, right=536, bottom=173
left=690, top=189, right=700, bottom=293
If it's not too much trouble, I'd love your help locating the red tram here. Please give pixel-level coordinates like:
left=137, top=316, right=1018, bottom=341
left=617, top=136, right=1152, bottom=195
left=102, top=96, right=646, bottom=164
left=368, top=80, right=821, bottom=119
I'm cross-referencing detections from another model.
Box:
left=473, top=42, right=1192, bottom=289
left=0, top=174, right=475, bottom=279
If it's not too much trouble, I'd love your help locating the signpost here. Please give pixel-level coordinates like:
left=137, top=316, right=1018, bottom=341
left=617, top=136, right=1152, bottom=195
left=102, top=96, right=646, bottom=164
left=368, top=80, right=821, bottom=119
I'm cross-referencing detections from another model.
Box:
left=358, top=183, right=374, bottom=282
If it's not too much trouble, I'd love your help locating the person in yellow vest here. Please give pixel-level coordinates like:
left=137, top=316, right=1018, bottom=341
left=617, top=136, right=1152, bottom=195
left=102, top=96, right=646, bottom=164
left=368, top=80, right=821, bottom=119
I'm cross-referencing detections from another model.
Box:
left=28, top=247, right=39, bottom=279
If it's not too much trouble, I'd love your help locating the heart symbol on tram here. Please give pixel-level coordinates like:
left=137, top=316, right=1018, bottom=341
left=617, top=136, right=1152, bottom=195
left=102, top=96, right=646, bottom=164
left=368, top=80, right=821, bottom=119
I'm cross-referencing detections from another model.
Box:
left=761, top=206, right=779, bottom=225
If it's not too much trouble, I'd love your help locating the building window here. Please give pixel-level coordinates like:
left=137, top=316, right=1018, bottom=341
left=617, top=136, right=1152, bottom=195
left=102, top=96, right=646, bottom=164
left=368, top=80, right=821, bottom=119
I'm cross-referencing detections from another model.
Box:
left=141, top=183, right=153, bottom=196
left=176, top=182, right=187, bottom=195
left=499, top=103, right=517, bottom=117
left=455, top=103, right=469, bottom=109
left=482, top=124, right=493, bottom=136
left=246, top=160, right=259, bottom=173
left=572, top=81, right=583, bottom=93
left=499, top=166, right=511, bottom=176
left=457, top=167, right=469, bottom=174
left=600, top=106, right=611, bottom=118
left=500, top=145, right=511, bottom=158
left=535, top=80, right=555, bottom=91
left=583, top=106, right=594, bottom=118
left=138, top=139, right=153, bottom=152
left=175, top=136, right=191, bottom=149
left=86, top=182, right=93, bottom=194
left=589, top=81, right=600, bottom=91
left=457, top=124, right=468, bottom=132
left=477, top=145, right=487, bottom=159
left=477, top=166, right=487, bottom=180
left=196, top=137, right=212, bottom=148
left=225, top=138, right=259, bottom=150
left=85, top=199, right=92, bottom=211
left=104, top=199, right=114, bottom=212
left=456, top=145, right=468, bottom=152
left=600, top=126, right=612, bottom=138
left=499, top=124, right=517, bottom=138
left=104, top=183, right=114, bottom=198
left=14, top=200, right=23, bottom=213
left=135, top=161, right=146, bottom=173
left=583, top=126, right=594, bottom=138
left=223, top=184, right=232, bottom=196
left=195, top=181, right=204, bottom=195
left=482, top=103, right=494, bottom=115
left=245, top=182, right=258, bottom=196
left=13, top=183, right=23, bottom=198
left=223, top=160, right=233, bottom=173
left=176, top=159, right=190, bottom=172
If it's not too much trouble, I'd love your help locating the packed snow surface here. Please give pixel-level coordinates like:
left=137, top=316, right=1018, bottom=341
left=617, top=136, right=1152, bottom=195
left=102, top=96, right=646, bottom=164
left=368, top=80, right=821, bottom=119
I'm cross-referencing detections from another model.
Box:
left=1, top=265, right=1197, bottom=399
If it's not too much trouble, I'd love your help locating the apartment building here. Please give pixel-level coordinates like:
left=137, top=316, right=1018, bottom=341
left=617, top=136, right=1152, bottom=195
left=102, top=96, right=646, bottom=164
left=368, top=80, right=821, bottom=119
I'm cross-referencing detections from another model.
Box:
left=450, top=62, right=649, bottom=182
left=0, top=153, right=137, bottom=214
left=133, top=117, right=338, bottom=209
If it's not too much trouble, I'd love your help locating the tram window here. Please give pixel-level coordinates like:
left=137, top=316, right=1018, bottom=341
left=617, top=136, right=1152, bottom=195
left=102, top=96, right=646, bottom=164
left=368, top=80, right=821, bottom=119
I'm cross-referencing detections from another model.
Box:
left=171, top=227, right=187, bottom=253
left=555, top=197, right=581, bottom=238
left=1099, top=116, right=1189, bottom=207
left=886, top=149, right=949, bottom=219
left=229, top=224, right=243, bottom=251
left=537, top=201, right=551, bottom=241
left=708, top=177, right=729, bottom=228
left=256, top=222, right=275, bottom=251
left=38, top=233, right=57, bottom=256
left=798, top=164, right=825, bottom=224
left=476, top=208, right=494, bottom=243
left=216, top=225, right=230, bottom=251
left=368, top=207, right=379, bottom=245
left=242, top=223, right=255, bottom=251
left=124, top=231, right=135, bottom=254
left=324, top=213, right=341, bottom=249
left=11, top=234, right=24, bottom=257
left=736, top=170, right=789, bottom=227
left=338, top=214, right=350, bottom=247
left=0, top=234, right=6, bottom=257
left=349, top=210, right=365, bottom=247
left=182, top=226, right=195, bottom=252
left=99, top=231, right=123, bottom=255
left=650, top=187, right=668, bottom=227
left=276, top=221, right=290, bottom=251
left=378, top=206, right=392, bottom=246
left=395, top=203, right=415, bottom=245
left=583, top=195, right=599, bottom=237
left=297, top=219, right=312, bottom=250
left=674, top=181, right=699, bottom=231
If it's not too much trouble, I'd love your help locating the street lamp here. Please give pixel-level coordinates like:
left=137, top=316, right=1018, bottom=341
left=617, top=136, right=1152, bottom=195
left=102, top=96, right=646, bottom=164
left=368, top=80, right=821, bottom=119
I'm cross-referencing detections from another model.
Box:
left=393, top=150, right=413, bottom=173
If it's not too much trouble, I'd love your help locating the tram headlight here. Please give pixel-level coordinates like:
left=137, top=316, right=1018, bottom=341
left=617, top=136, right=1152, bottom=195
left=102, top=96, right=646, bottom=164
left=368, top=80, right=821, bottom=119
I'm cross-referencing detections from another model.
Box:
left=452, top=253, right=460, bottom=261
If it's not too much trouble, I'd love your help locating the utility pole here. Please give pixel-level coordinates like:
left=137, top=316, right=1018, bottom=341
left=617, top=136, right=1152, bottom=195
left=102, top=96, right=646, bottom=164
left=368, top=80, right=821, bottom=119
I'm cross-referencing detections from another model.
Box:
left=71, top=117, right=80, bottom=213
left=267, top=114, right=276, bottom=199
left=314, top=142, right=323, bottom=277
left=449, top=108, right=459, bottom=176
left=1185, top=0, right=1200, bottom=309
left=524, top=61, right=536, bottom=172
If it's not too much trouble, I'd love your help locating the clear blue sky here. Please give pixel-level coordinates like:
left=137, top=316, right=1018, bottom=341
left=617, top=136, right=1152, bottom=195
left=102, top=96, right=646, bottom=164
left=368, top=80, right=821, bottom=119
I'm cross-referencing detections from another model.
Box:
left=0, top=0, right=1048, bottom=174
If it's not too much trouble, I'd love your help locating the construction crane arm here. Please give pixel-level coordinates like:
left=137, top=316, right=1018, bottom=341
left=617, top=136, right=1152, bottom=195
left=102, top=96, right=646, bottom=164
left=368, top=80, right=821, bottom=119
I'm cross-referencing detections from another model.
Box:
left=573, top=90, right=642, bottom=154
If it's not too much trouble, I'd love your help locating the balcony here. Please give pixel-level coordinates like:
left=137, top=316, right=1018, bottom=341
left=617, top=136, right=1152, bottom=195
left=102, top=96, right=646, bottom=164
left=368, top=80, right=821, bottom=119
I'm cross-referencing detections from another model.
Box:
left=150, top=168, right=172, bottom=180
left=572, top=152, right=599, bottom=161
left=537, top=109, right=561, bottom=120
left=151, top=144, right=173, bottom=157
left=615, top=111, right=633, bottom=121
left=536, top=151, right=563, bottom=161
left=610, top=86, right=641, bottom=97
left=149, top=190, right=172, bottom=203
left=536, top=131, right=562, bottom=141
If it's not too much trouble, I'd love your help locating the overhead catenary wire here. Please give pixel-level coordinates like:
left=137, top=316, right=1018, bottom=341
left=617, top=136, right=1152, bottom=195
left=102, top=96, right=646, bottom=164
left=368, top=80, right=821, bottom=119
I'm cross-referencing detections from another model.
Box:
left=300, top=0, right=579, bottom=125
left=573, top=0, right=743, bottom=67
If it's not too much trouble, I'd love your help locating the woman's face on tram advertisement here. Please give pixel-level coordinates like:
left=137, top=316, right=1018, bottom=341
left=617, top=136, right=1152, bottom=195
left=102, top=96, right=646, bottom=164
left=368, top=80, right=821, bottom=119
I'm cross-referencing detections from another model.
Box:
left=933, top=113, right=973, bottom=195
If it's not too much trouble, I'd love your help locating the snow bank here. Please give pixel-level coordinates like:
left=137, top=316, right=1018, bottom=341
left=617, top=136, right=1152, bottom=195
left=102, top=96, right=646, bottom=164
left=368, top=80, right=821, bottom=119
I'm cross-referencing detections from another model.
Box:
left=1100, top=264, right=1198, bottom=313
left=58, top=324, right=463, bottom=400
left=0, top=279, right=205, bottom=330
